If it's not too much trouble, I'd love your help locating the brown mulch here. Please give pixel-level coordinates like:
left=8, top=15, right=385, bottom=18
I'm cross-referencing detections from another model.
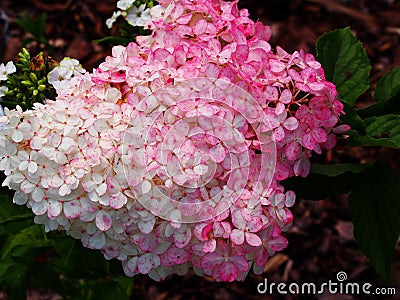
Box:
left=0, top=0, right=399, bottom=299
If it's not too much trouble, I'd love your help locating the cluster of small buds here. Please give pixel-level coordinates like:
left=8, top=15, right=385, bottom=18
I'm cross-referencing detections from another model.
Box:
left=47, top=57, right=86, bottom=91
left=0, top=0, right=349, bottom=282
left=106, top=0, right=154, bottom=29
left=0, top=49, right=59, bottom=107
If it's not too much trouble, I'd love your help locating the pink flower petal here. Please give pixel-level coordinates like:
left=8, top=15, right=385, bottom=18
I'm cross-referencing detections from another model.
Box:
left=302, top=131, right=315, bottom=150
left=312, top=128, right=328, bottom=143
left=209, top=143, right=226, bottom=163
left=95, top=210, right=112, bottom=231
left=48, top=200, right=62, bottom=219
left=269, top=59, right=286, bottom=73
left=202, top=239, right=216, bottom=253
left=231, top=256, right=248, bottom=273
left=230, top=229, right=245, bottom=245
left=285, top=190, right=296, bottom=207
left=279, top=89, right=292, bottom=104
left=201, top=252, right=223, bottom=270
left=138, top=254, right=155, bottom=274
left=275, top=102, right=285, bottom=115
left=64, top=200, right=82, bottom=219
left=246, top=232, right=262, bottom=246
left=283, top=117, right=298, bottom=131
left=167, top=247, right=189, bottom=264
left=294, top=158, right=310, bottom=177
left=193, top=19, right=207, bottom=35
left=88, top=231, right=106, bottom=250
left=32, top=200, right=47, bottom=215
left=273, top=126, right=285, bottom=141
left=138, top=218, right=156, bottom=234
left=219, top=261, right=238, bottom=282
left=233, top=45, right=249, bottom=64
left=268, top=236, right=289, bottom=251
left=285, top=141, right=300, bottom=161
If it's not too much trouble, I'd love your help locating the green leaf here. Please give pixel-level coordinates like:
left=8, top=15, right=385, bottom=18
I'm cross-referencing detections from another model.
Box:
left=0, top=261, right=14, bottom=278
left=1, top=225, right=51, bottom=260
left=89, top=280, right=132, bottom=300
left=29, top=262, right=65, bottom=294
left=78, top=248, right=110, bottom=275
left=4, top=263, right=28, bottom=300
left=93, top=36, right=134, bottom=46
left=316, top=27, right=371, bottom=105
left=374, top=67, right=400, bottom=103
left=346, top=114, right=400, bottom=148
left=0, top=213, right=34, bottom=225
left=347, top=134, right=398, bottom=148
left=282, top=171, right=359, bottom=200
left=58, top=243, right=110, bottom=278
left=54, top=235, right=76, bottom=266
left=364, top=114, right=400, bottom=148
left=356, top=94, right=400, bottom=119
left=357, top=67, right=400, bottom=119
left=348, top=163, right=400, bottom=283
left=340, top=102, right=365, bottom=134
left=0, top=195, right=29, bottom=218
left=16, top=13, right=46, bottom=42
left=311, top=163, right=367, bottom=177
left=0, top=196, right=35, bottom=236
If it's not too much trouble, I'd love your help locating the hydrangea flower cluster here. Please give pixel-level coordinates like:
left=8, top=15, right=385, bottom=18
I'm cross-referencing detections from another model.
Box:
left=0, top=0, right=348, bottom=282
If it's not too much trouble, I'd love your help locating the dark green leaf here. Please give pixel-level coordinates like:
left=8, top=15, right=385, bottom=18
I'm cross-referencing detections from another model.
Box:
left=340, top=102, right=365, bottom=134
left=54, top=235, right=76, bottom=266
left=0, top=213, right=34, bottom=225
left=0, top=195, right=29, bottom=218
left=347, top=134, right=398, bottom=148
left=89, top=280, right=132, bottom=300
left=29, top=262, right=65, bottom=294
left=316, top=27, right=371, bottom=105
left=3, top=263, right=28, bottom=300
left=356, top=99, right=400, bottom=119
left=58, top=244, right=110, bottom=278
left=311, top=163, right=367, bottom=177
left=364, top=114, right=400, bottom=148
left=2, top=225, right=51, bottom=259
left=374, top=67, right=400, bottom=103
left=0, top=261, right=14, bottom=277
left=282, top=171, right=359, bottom=200
left=93, top=36, right=134, bottom=46
left=348, top=163, right=400, bottom=283
left=356, top=94, right=400, bottom=119
left=16, top=13, right=46, bottom=41
left=345, top=114, right=400, bottom=148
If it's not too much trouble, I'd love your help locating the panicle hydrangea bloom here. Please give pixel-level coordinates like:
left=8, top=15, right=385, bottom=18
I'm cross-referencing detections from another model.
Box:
left=0, top=0, right=349, bottom=282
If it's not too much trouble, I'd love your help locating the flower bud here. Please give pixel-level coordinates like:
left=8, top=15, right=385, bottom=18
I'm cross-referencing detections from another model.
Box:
left=21, top=80, right=33, bottom=86
left=29, top=72, right=38, bottom=82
